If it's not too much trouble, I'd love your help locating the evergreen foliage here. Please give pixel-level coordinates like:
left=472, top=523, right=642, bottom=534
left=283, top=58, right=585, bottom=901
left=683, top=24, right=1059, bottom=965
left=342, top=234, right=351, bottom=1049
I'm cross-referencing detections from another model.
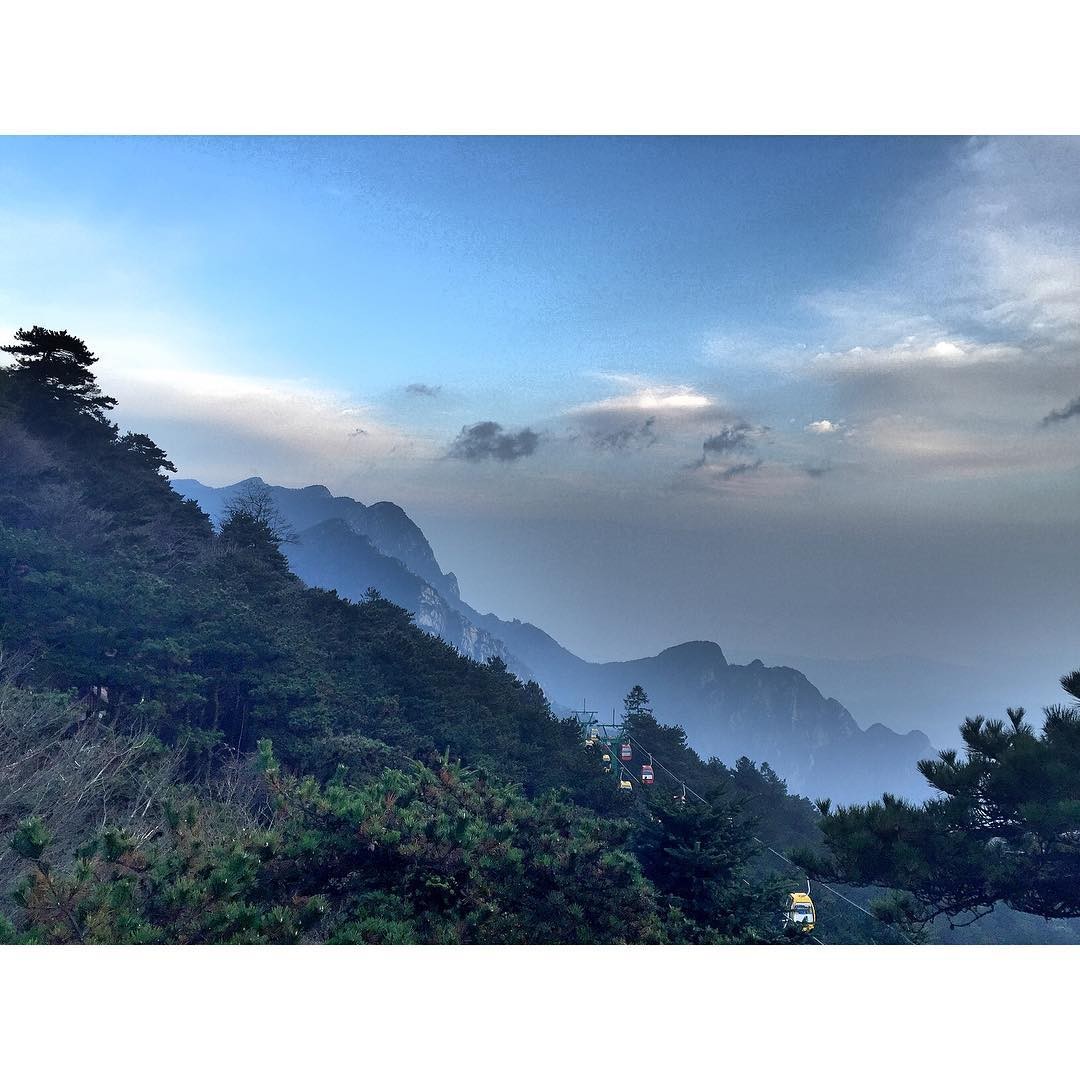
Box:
left=0, top=326, right=810, bottom=944
left=798, top=675, right=1080, bottom=928
left=1, top=326, right=117, bottom=430
left=6, top=745, right=663, bottom=945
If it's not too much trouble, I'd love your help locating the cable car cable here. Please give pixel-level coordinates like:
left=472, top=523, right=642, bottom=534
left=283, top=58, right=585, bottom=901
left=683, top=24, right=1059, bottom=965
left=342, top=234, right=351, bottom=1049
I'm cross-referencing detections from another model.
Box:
left=599, top=733, right=639, bottom=790
left=622, top=733, right=916, bottom=945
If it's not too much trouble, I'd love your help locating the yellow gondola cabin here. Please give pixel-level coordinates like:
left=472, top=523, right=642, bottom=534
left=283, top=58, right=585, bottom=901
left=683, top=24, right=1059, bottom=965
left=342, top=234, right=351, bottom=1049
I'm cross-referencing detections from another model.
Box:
left=786, top=891, right=816, bottom=933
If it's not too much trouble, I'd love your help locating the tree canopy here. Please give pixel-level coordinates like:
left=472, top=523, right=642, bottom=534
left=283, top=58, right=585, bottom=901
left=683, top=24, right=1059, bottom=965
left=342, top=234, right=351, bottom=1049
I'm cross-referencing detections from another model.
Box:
left=1, top=326, right=117, bottom=431
left=800, top=671, right=1080, bottom=926
left=0, top=327, right=816, bottom=944
left=10, top=326, right=1073, bottom=943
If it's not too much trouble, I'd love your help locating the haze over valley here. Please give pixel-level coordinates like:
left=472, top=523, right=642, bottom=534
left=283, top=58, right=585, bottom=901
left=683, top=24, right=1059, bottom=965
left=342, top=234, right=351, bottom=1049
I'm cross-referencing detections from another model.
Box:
left=2, top=134, right=1079, bottom=946
left=5, top=137, right=1077, bottom=753
left=176, top=476, right=936, bottom=804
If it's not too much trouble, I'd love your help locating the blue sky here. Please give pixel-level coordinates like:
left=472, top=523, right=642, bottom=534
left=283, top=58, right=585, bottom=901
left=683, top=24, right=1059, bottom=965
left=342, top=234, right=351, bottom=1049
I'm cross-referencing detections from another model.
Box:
left=2, top=136, right=1079, bottom=713
left=0, top=136, right=956, bottom=409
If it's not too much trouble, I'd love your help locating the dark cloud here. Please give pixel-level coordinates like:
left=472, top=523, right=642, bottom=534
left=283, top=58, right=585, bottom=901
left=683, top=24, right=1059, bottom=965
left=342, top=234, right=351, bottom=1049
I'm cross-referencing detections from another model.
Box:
left=1041, top=394, right=1080, bottom=426
left=703, top=421, right=756, bottom=455
left=716, top=458, right=764, bottom=480
left=448, top=420, right=541, bottom=463
left=569, top=405, right=666, bottom=453
left=570, top=392, right=735, bottom=451
left=801, top=461, right=833, bottom=478
left=406, top=383, right=441, bottom=397
left=686, top=421, right=768, bottom=470
left=591, top=416, right=658, bottom=452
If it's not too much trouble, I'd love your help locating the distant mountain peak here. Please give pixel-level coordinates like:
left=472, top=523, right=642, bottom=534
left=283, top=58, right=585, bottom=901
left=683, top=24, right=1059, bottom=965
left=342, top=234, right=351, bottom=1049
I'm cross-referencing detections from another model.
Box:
left=175, top=476, right=932, bottom=803
left=658, top=640, right=729, bottom=667
left=366, top=500, right=409, bottom=517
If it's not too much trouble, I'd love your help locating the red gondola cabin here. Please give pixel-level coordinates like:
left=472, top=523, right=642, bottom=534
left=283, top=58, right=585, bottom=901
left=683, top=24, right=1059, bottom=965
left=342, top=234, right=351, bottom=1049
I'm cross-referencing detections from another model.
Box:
left=619, top=743, right=632, bottom=761
left=641, top=764, right=654, bottom=784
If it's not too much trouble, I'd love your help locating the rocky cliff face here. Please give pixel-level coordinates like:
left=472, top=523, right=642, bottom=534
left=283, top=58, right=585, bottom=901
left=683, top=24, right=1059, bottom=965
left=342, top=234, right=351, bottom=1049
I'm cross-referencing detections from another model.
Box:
left=172, top=478, right=461, bottom=600
left=174, top=477, right=933, bottom=803
left=284, top=518, right=518, bottom=670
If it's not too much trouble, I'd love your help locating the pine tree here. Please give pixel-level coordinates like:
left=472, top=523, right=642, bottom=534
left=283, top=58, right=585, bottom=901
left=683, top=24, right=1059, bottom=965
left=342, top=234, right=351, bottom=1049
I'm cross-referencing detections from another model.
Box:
left=1, top=326, right=117, bottom=431
left=117, top=431, right=176, bottom=474
left=799, top=669, right=1080, bottom=926
left=635, top=793, right=780, bottom=942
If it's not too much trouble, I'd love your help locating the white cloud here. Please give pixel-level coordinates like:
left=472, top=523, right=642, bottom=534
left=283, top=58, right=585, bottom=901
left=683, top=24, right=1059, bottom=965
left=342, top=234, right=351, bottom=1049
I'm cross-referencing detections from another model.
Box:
left=929, top=341, right=965, bottom=360
left=849, top=412, right=1080, bottom=482
left=784, top=143, right=1080, bottom=486
left=86, top=333, right=433, bottom=484
left=572, top=373, right=718, bottom=415
left=805, top=419, right=842, bottom=434
left=808, top=336, right=1023, bottom=374
left=800, top=288, right=941, bottom=349
left=564, top=373, right=733, bottom=457
left=791, top=141, right=1080, bottom=405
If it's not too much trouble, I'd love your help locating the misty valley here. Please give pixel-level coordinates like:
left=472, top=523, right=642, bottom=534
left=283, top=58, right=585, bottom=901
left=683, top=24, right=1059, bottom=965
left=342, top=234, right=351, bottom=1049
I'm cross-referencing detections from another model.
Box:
left=1, top=326, right=1078, bottom=945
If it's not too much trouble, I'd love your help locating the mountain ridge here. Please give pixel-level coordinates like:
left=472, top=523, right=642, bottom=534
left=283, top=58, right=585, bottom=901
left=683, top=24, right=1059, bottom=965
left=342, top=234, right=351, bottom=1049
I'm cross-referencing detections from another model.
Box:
left=174, top=477, right=933, bottom=802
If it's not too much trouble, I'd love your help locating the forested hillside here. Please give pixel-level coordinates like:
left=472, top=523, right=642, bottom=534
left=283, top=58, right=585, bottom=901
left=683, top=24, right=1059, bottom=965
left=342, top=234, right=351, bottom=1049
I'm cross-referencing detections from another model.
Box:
left=4, top=327, right=1076, bottom=945
left=178, top=476, right=934, bottom=803
left=802, top=674, right=1080, bottom=940
left=0, top=326, right=835, bottom=944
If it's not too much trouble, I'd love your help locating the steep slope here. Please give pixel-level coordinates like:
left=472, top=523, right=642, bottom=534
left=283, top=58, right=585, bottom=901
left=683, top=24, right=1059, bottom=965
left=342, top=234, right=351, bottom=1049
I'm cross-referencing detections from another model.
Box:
left=173, top=477, right=461, bottom=600
left=478, top=638, right=931, bottom=802
left=451, top=613, right=932, bottom=801
left=285, top=518, right=520, bottom=671
left=176, top=478, right=934, bottom=803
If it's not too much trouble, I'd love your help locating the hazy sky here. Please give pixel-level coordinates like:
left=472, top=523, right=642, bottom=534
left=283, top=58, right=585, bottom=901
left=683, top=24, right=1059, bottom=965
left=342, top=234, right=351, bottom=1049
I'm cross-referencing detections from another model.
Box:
left=2, top=136, right=1078, bottom=693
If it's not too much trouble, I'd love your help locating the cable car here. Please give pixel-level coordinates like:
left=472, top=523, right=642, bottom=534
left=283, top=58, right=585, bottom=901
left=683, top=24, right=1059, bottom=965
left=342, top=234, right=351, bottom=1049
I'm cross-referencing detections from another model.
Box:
left=641, top=763, right=654, bottom=785
left=619, top=779, right=633, bottom=792
left=619, top=743, right=632, bottom=761
left=786, top=891, right=816, bottom=934
left=601, top=752, right=612, bottom=773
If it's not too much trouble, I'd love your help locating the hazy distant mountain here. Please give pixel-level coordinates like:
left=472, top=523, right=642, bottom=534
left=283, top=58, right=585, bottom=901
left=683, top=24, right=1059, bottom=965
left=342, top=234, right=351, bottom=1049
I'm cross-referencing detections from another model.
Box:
left=769, top=651, right=1067, bottom=751
left=285, top=518, right=519, bottom=670
left=175, top=477, right=934, bottom=803
left=450, top=629, right=932, bottom=802
left=175, top=479, right=509, bottom=668
left=173, top=478, right=461, bottom=600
